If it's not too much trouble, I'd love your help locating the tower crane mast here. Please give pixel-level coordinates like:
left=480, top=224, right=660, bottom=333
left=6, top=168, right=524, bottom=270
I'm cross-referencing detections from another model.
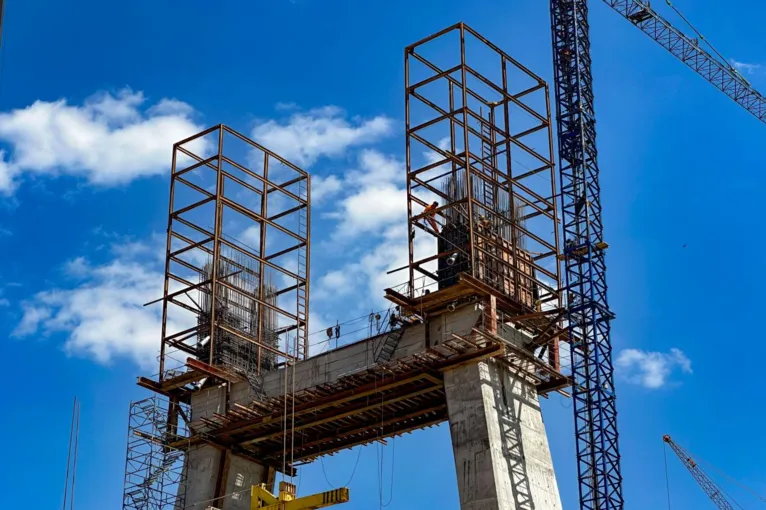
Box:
left=549, top=0, right=766, bottom=509
left=663, top=435, right=736, bottom=510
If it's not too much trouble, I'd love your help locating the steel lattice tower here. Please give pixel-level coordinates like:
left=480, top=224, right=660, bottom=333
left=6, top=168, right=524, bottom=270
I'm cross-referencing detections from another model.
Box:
left=550, top=0, right=624, bottom=508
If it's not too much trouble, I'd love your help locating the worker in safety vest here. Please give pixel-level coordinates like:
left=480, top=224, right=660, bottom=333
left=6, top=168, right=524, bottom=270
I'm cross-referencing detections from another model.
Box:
left=423, top=201, right=440, bottom=233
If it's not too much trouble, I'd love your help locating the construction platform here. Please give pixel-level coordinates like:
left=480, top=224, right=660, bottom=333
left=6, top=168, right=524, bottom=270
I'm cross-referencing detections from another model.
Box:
left=136, top=280, right=569, bottom=473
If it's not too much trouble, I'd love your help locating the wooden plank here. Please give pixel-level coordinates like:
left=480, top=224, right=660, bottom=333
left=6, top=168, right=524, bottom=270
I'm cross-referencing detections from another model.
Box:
left=297, top=404, right=447, bottom=451
left=186, top=358, right=244, bottom=383
left=209, top=373, right=435, bottom=437
left=289, top=414, right=447, bottom=462
left=239, top=384, right=443, bottom=445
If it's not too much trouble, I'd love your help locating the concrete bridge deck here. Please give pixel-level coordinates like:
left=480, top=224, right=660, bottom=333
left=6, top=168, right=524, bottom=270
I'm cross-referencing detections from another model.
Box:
left=139, top=299, right=567, bottom=510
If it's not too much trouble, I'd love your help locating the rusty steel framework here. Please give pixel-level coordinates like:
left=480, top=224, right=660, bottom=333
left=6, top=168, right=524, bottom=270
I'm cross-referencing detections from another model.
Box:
left=157, top=124, right=311, bottom=382
left=404, top=22, right=563, bottom=364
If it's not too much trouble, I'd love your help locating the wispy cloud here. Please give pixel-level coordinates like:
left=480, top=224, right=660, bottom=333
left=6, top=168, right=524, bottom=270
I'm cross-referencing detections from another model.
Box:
left=12, top=236, right=192, bottom=369
left=732, top=59, right=762, bottom=75
left=251, top=106, right=393, bottom=167
left=0, top=88, right=207, bottom=194
left=615, top=347, right=692, bottom=389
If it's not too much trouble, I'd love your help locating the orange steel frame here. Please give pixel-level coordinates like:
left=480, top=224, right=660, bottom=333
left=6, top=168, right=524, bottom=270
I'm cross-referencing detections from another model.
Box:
left=157, top=124, right=311, bottom=381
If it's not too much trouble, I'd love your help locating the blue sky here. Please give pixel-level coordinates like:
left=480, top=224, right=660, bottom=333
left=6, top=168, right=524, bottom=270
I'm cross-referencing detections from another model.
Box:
left=1, top=0, right=765, bottom=508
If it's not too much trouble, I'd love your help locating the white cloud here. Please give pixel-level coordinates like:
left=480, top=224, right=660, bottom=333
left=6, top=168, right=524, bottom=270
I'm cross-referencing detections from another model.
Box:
left=311, top=174, right=343, bottom=203
left=615, top=347, right=692, bottom=389
left=12, top=240, right=194, bottom=369
left=63, top=257, right=89, bottom=278
left=314, top=223, right=434, bottom=309
left=732, top=59, right=762, bottom=75
left=325, top=150, right=407, bottom=239
left=251, top=106, right=393, bottom=167
left=332, top=183, right=405, bottom=237
left=0, top=88, right=207, bottom=194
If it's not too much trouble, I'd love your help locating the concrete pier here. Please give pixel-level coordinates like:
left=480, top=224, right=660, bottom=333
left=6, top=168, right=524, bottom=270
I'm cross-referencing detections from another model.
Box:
left=445, top=361, right=562, bottom=510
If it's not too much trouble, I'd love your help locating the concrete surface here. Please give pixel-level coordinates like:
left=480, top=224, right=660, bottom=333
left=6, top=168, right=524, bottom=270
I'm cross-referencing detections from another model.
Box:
left=183, top=303, right=560, bottom=510
left=444, top=360, right=562, bottom=510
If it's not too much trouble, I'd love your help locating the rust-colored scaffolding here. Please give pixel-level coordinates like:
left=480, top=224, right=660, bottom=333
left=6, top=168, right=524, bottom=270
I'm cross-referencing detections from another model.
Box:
left=157, top=124, right=311, bottom=381
left=403, top=22, right=564, bottom=368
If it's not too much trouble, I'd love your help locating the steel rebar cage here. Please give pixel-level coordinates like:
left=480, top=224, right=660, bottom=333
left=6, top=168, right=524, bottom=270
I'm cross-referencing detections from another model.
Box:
left=404, top=23, right=561, bottom=315
left=157, top=124, right=311, bottom=381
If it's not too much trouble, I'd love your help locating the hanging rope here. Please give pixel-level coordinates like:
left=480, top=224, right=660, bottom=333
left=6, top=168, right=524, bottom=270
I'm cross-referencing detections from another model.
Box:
left=662, top=0, right=746, bottom=81
left=290, top=338, right=297, bottom=484
left=381, top=435, right=396, bottom=508
left=693, top=452, right=766, bottom=505
left=663, top=441, right=672, bottom=509
left=282, top=353, right=289, bottom=479
left=320, top=447, right=363, bottom=489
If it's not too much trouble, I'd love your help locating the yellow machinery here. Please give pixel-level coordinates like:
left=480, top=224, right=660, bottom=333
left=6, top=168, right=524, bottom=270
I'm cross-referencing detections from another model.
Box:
left=251, top=481, right=349, bottom=510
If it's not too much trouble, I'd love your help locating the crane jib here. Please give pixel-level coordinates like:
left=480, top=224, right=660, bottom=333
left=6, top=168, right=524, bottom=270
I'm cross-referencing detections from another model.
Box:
left=604, top=0, right=766, bottom=122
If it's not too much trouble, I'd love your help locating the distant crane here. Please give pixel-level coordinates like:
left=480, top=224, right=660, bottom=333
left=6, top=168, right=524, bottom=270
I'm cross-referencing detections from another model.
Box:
left=663, top=435, right=735, bottom=510
left=550, top=0, right=766, bottom=509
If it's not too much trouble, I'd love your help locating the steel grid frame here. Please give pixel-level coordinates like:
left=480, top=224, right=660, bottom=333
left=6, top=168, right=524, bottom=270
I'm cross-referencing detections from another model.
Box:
left=123, top=396, right=189, bottom=510
left=404, top=22, right=562, bottom=324
left=551, top=0, right=624, bottom=508
left=158, top=124, right=311, bottom=380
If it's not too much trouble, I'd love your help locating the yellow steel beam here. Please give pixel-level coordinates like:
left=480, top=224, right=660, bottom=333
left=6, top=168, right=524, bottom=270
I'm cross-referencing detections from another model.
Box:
left=251, top=482, right=349, bottom=510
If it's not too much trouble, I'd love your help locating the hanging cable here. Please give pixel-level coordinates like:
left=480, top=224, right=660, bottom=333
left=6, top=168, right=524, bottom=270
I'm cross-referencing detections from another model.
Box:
left=693, top=452, right=766, bottom=504
left=381, top=435, right=396, bottom=507
left=290, top=337, right=297, bottom=484
left=320, top=447, right=363, bottom=489
left=181, top=486, right=252, bottom=509
left=663, top=441, right=672, bottom=510
left=282, top=351, right=289, bottom=479
left=62, top=397, right=77, bottom=510
left=661, top=0, right=746, bottom=81
left=70, top=399, right=80, bottom=510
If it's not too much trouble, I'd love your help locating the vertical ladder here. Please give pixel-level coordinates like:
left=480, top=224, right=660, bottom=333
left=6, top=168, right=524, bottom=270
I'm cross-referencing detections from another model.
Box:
left=296, top=176, right=309, bottom=360
left=480, top=109, right=496, bottom=212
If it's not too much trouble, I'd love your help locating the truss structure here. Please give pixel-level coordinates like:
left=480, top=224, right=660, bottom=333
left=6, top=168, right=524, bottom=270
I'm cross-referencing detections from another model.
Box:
left=123, top=397, right=189, bottom=510
left=551, top=1, right=623, bottom=508
left=404, top=22, right=562, bottom=366
left=158, top=124, right=310, bottom=380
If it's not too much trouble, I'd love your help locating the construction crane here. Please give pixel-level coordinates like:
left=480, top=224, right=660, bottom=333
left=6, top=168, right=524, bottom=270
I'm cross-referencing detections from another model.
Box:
left=663, top=435, right=735, bottom=510
left=550, top=0, right=766, bottom=509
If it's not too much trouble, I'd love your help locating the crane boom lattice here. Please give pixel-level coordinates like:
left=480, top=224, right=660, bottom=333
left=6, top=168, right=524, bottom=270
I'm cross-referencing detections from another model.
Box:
left=663, top=435, right=736, bottom=510
left=603, top=0, right=766, bottom=123
left=550, top=0, right=624, bottom=508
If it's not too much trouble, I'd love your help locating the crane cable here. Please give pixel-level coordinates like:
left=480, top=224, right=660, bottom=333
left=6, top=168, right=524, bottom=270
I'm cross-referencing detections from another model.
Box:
left=662, top=0, right=750, bottom=83
left=692, top=448, right=766, bottom=505
left=663, top=441, right=673, bottom=509
left=667, top=438, right=759, bottom=510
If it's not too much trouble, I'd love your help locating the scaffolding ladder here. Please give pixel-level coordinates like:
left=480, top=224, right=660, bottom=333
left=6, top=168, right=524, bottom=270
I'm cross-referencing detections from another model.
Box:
left=296, top=176, right=309, bottom=360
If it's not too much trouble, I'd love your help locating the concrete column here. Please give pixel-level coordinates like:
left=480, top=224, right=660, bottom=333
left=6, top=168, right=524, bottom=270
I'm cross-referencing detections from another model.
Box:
left=444, top=360, right=562, bottom=510
left=183, top=386, right=271, bottom=510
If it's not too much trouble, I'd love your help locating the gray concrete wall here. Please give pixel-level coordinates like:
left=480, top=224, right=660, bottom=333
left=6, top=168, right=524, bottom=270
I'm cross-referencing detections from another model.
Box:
left=221, top=303, right=486, bottom=410
left=183, top=445, right=222, bottom=509
left=223, top=455, right=268, bottom=510
left=182, top=444, right=268, bottom=510
left=444, top=360, right=562, bottom=510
